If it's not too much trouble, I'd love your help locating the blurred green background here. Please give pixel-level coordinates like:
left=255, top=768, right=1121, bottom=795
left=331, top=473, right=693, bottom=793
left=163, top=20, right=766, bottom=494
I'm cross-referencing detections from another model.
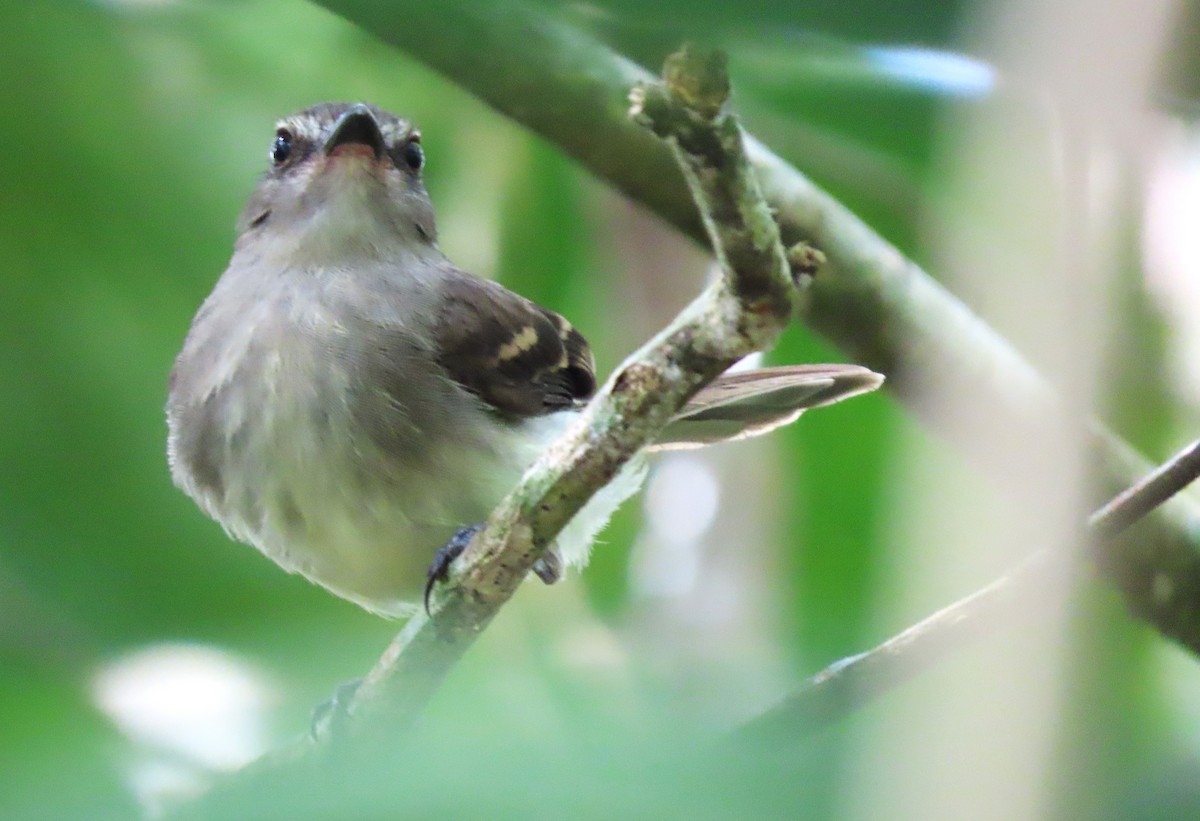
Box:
left=2, top=0, right=1199, bottom=818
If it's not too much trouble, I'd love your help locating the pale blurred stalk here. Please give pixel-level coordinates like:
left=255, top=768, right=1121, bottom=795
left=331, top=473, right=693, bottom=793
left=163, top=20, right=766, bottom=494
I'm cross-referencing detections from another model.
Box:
left=848, top=0, right=1178, bottom=817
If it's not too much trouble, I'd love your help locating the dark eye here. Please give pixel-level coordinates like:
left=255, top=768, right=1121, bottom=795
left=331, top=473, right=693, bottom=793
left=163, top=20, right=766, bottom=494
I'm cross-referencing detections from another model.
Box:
left=401, top=140, right=423, bottom=171
left=271, top=130, right=292, bottom=164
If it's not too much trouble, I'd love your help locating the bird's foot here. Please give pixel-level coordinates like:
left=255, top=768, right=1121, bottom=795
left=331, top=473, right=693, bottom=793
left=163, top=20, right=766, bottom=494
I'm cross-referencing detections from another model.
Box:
left=423, top=524, right=482, bottom=614
left=423, top=526, right=564, bottom=614
left=310, top=677, right=362, bottom=742
left=532, top=551, right=561, bottom=585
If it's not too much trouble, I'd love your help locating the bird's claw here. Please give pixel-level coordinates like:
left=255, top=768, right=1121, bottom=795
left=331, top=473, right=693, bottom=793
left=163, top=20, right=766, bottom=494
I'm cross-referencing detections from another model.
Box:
left=423, top=524, right=482, bottom=614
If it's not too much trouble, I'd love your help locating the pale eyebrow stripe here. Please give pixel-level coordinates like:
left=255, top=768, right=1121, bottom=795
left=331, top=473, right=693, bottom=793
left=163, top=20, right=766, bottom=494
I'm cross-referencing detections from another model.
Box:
left=274, top=114, right=325, bottom=142
left=273, top=111, right=417, bottom=147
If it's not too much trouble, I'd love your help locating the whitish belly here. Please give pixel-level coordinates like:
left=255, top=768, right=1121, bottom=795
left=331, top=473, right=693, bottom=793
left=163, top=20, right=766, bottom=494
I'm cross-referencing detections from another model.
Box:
left=229, top=420, right=527, bottom=618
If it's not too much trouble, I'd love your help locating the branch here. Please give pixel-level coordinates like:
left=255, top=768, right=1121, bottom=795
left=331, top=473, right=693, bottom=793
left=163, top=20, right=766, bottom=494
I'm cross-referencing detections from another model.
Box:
left=315, top=0, right=1200, bottom=655
left=1090, top=438, right=1200, bottom=538
left=320, top=45, right=800, bottom=743
left=738, top=437, right=1200, bottom=740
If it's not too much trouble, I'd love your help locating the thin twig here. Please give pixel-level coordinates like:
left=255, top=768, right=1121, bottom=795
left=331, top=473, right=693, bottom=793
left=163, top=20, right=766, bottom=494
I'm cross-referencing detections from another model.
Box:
left=739, top=437, right=1200, bottom=740
left=1090, top=438, right=1200, bottom=538
left=739, top=555, right=1054, bottom=741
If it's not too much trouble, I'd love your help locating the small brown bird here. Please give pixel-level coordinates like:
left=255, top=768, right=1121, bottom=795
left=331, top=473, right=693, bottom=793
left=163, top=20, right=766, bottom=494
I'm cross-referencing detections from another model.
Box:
left=166, top=103, right=883, bottom=617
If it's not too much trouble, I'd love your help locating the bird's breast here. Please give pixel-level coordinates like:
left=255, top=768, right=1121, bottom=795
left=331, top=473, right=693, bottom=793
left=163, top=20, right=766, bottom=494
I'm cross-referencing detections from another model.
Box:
left=167, top=267, right=525, bottom=613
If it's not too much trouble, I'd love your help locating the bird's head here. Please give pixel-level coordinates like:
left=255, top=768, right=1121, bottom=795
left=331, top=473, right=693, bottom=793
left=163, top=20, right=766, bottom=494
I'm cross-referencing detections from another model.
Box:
left=236, top=102, right=436, bottom=262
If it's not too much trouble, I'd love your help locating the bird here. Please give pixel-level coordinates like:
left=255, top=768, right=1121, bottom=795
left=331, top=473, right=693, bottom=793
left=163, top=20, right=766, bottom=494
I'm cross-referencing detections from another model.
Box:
left=166, top=102, right=883, bottom=618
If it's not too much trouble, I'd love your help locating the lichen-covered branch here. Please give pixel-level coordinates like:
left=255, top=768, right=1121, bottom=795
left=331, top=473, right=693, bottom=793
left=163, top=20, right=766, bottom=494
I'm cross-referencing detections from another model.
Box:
left=330, top=45, right=800, bottom=742
left=740, top=437, right=1200, bottom=739
left=316, top=0, right=1200, bottom=655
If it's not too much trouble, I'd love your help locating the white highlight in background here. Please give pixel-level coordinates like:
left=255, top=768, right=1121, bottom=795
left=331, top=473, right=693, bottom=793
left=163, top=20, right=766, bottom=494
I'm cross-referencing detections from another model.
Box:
left=862, top=46, right=996, bottom=98
left=92, top=643, right=275, bottom=814
left=631, top=454, right=721, bottom=598
left=1143, top=121, right=1200, bottom=405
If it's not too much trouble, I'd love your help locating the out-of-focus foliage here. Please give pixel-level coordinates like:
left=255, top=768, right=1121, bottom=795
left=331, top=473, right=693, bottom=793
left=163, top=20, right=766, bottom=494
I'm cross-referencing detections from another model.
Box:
left=2, top=1, right=1198, bottom=819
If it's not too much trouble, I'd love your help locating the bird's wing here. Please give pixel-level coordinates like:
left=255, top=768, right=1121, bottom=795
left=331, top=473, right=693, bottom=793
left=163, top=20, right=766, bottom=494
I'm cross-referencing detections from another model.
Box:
left=433, top=272, right=595, bottom=418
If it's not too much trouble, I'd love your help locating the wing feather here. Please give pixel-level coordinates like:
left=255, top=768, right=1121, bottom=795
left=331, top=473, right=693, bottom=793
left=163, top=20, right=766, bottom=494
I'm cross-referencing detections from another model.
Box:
left=434, top=272, right=595, bottom=419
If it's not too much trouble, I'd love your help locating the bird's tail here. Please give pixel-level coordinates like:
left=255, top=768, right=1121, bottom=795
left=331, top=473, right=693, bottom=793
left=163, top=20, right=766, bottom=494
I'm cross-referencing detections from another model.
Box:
left=652, top=364, right=884, bottom=450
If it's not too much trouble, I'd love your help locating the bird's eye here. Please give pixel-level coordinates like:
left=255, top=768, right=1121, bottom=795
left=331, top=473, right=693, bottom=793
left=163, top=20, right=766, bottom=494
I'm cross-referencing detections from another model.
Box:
left=401, top=140, right=424, bottom=171
left=271, top=130, right=293, bottom=165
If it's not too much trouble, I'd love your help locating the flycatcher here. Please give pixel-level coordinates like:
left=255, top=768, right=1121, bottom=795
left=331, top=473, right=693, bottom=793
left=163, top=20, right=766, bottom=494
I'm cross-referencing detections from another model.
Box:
left=167, top=102, right=882, bottom=617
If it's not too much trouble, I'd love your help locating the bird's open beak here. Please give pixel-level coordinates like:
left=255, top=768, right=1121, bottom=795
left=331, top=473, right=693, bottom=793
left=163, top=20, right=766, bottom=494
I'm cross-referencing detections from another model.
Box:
left=324, top=104, right=385, bottom=159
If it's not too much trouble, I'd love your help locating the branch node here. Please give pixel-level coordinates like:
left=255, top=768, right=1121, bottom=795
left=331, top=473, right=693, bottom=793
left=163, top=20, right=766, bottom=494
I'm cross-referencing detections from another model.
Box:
left=786, top=242, right=825, bottom=285
left=661, top=43, right=729, bottom=120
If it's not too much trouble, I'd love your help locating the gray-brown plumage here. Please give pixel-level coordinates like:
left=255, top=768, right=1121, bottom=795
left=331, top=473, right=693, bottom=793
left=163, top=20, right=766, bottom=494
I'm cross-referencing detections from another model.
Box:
left=166, top=102, right=883, bottom=617
left=434, top=274, right=595, bottom=418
